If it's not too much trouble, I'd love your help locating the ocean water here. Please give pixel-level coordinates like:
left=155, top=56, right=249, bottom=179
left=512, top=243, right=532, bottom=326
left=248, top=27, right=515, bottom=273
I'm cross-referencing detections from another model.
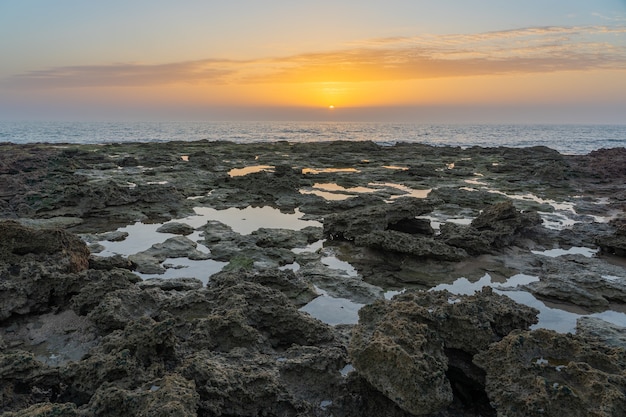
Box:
left=1, top=121, right=625, bottom=155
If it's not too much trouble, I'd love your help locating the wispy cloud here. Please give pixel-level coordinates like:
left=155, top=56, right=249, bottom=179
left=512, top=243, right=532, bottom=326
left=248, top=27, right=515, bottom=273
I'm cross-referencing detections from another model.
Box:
left=7, top=25, right=626, bottom=89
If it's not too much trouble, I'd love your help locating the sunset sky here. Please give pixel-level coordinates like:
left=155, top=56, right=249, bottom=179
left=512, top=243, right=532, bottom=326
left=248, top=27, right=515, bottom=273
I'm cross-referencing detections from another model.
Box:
left=1, top=0, right=626, bottom=123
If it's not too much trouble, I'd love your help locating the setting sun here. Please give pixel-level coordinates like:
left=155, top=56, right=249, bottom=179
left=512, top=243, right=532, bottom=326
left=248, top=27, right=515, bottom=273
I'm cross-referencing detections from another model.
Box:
left=329, top=105, right=335, bottom=109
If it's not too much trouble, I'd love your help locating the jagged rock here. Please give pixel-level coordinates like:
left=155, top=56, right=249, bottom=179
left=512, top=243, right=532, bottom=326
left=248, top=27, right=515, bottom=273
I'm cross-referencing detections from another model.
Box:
left=440, top=200, right=542, bottom=254
left=210, top=269, right=318, bottom=307
left=0, top=351, right=62, bottom=412
left=474, top=328, right=626, bottom=417
left=180, top=350, right=307, bottom=416
left=597, top=217, right=626, bottom=257
left=354, top=230, right=468, bottom=261
left=323, top=197, right=438, bottom=241
left=0, top=402, right=79, bottom=417
left=71, top=269, right=141, bottom=316
left=0, top=221, right=91, bottom=321
left=349, top=288, right=538, bottom=415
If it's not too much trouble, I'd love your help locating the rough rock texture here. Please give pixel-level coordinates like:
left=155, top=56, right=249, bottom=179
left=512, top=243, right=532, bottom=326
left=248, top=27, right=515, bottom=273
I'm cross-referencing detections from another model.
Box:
left=474, top=329, right=626, bottom=417
left=0, top=221, right=91, bottom=321
left=596, top=217, right=626, bottom=257
left=349, top=288, right=538, bottom=415
left=1, top=142, right=625, bottom=416
left=521, top=254, right=626, bottom=311
left=324, top=199, right=542, bottom=261
left=576, top=317, right=626, bottom=348
left=440, top=200, right=543, bottom=255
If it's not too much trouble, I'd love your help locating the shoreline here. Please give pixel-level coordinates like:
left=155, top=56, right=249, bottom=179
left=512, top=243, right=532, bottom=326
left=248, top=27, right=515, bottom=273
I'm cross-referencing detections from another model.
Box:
left=1, top=141, right=625, bottom=416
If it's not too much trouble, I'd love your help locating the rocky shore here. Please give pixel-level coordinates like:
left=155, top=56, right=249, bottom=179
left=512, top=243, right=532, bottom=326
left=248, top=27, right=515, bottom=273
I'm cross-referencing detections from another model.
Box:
left=1, top=140, right=625, bottom=416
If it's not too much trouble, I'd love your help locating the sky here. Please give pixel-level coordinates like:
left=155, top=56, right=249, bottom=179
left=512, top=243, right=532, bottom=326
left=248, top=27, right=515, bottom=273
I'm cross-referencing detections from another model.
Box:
left=1, top=0, right=626, bottom=123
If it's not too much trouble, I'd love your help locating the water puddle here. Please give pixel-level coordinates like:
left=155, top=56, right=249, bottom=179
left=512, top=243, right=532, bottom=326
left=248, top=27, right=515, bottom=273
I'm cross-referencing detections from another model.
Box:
left=299, top=181, right=431, bottom=201
left=93, top=206, right=322, bottom=283
left=299, top=286, right=364, bottom=326
left=228, top=165, right=274, bottom=177
left=192, top=206, right=320, bottom=234
left=499, top=290, right=626, bottom=334
left=321, top=256, right=358, bottom=277
left=136, top=257, right=228, bottom=285
left=531, top=247, right=598, bottom=258
left=430, top=273, right=539, bottom=295
left=302, top=168, right=360, bottom=174
left=429, top=272, right=626, bottom=333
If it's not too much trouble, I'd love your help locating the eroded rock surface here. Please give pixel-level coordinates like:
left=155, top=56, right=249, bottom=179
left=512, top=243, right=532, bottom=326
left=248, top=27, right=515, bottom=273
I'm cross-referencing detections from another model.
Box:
left=475, top=329, right=626, bottom=417
left=349, top=288, right=538, bottom=415
left=1, top=142, right=625, bottom=417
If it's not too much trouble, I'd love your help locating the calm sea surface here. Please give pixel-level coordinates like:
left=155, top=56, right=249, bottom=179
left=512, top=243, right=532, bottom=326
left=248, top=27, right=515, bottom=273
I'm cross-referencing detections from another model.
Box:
left=1, top=121, right=625, bottom=155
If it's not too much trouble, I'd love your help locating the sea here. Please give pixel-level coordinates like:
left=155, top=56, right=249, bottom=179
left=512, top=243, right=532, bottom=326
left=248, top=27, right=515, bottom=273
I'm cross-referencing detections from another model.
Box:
left=1, top=121, right=625, bottom=155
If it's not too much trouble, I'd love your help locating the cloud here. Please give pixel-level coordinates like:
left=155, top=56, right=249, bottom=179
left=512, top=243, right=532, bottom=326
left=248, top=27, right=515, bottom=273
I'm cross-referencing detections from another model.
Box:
left=6, top=25, right=626, bottom=89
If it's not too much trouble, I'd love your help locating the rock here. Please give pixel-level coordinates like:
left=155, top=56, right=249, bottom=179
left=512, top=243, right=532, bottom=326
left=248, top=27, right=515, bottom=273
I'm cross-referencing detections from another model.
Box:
left=440, top=200, right=542, bottom=254
left=354, top=230, right=468, bottom=261
left=576, top=317, right=626, bottom=348
left=137, top=277, right=204, bottom=291
left=522, top=255, right=626, bottom=310
left=0, top=402, right=79, bottom=417
left=349, top=288, right=538, bottom=415
left=156, top=222, right=195, bottom=236
left=210, top=269, right=318, bottom=307
left=597, top=217, right=626, bottom=257
left=128, top=236, right=210, bottom=274
left=16, top=217, right=84, bottom=230
left=88, top=254, right=134, bottom=271
left=71, top=269, right=141, bottom=316
left=180, top=350, right=307, bottom=416
left=323, top=197, right=438, bottom=241
left=474, top=328, right=626, bottom=417
left=0, top=221, right=91, bottom=321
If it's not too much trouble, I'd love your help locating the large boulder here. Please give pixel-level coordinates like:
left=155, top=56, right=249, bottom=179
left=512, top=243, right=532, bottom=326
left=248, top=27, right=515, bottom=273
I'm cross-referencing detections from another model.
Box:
left=0, top=221, right=91, bottom=321
left=475, top=328, right=626, bottom=417
left=349, top=288, right=538, bottom=415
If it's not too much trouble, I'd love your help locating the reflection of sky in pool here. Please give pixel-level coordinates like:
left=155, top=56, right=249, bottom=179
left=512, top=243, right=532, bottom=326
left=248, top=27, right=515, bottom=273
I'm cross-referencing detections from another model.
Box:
left=94, top=205, right=323, bottom=284
left=299, top=287, right=364, bottom=326
left=91, top=202, right=626, bottom=335
left=430, top=272, right=626, bottom=333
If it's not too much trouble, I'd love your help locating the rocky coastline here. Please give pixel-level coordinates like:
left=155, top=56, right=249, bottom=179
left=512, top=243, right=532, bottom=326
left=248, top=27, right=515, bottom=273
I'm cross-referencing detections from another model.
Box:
left=1, top=140, right=625, bottom=416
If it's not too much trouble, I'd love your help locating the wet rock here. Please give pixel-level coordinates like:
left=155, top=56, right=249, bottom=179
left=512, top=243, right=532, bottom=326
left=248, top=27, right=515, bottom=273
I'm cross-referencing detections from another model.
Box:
left=474, top=328, right=626, bottom=417
left=0, top=221, right=91, bottom=321
left=85, top=374, right=198, bottom=417
left=596, top=217, right=626, bottom=257
left=156, top=221, right=194, bottom=236
left=349, top=288, right=538, bottom=415
left=88, top=254, right=134, bottom=271
left=522, top=255, right=626, bottom=310
left=137, top=277, right=204, bottom=291
left=129, top=236, right=210, bottom=274
left=576, top=317, right=626, bottom=348
left=323, top=197, right=438, bottom=241
left=440, top=200, right=542, bottom=255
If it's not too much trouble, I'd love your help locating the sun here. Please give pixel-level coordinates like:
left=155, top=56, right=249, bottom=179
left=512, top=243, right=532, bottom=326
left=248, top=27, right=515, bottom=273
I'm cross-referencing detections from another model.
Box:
left=328, top=105, right=335, bottom=109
